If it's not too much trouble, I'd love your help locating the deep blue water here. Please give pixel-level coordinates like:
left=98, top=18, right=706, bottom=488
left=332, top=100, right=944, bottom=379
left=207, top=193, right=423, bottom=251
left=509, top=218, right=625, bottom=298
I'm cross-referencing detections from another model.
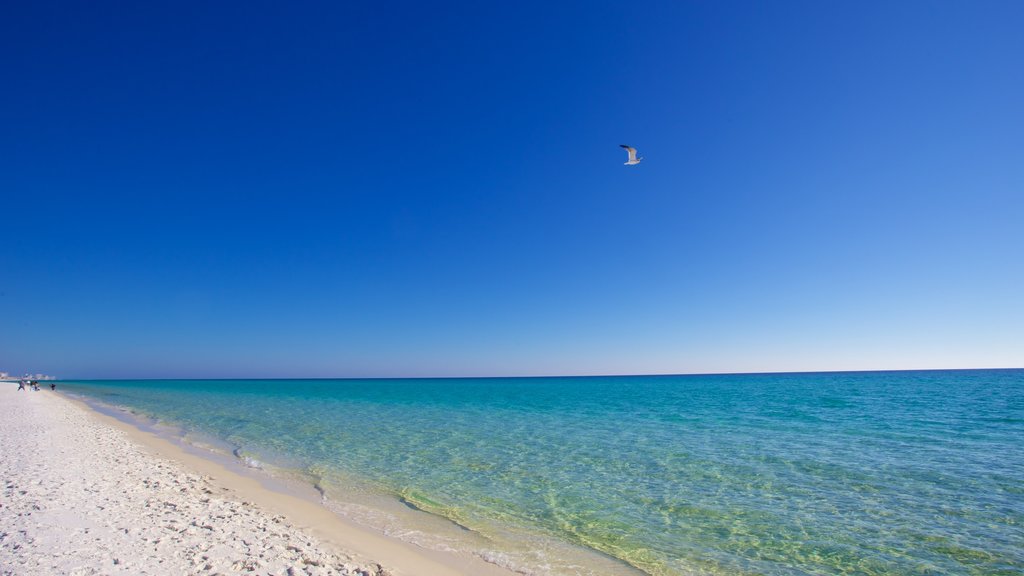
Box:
left=59, top=370, right=1024, bottom=575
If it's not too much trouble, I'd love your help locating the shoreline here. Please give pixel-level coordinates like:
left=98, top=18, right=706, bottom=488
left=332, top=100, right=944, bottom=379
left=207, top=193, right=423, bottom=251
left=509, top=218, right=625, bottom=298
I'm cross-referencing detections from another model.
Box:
left=0, top=386, right=516, bottom=576
left=56, top=386, right=649, bottom=576
left=70, top=392, right=519, bottom=576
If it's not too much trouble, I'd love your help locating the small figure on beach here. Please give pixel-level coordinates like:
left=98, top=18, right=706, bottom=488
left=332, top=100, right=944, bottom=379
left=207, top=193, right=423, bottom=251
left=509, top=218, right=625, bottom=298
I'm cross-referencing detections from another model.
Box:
left=17, top=380, right=25, bottom=391
left=51, top=383, right=56, bottom=391
left=32, top=381, right=40, bottom=391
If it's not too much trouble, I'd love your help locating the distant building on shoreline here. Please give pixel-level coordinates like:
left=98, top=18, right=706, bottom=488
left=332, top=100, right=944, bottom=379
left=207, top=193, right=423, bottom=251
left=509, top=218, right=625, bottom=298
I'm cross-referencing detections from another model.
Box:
left=0, top=371, right=56, bottom=381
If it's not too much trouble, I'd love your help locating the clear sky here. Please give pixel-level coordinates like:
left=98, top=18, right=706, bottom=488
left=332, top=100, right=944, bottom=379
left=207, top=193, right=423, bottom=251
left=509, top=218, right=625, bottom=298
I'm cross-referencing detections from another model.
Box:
left=1, top=1, right=1022, bottom=378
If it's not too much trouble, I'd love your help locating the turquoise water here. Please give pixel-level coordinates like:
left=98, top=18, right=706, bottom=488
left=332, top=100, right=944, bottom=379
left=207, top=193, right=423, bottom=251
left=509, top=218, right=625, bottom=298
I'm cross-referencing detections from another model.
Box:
left=60, top=370, right=1023, bottom=575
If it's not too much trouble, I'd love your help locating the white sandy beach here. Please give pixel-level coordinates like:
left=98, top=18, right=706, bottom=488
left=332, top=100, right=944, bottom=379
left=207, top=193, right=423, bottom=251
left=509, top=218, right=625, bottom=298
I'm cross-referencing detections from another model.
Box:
left=0, top=386, right=514, bottom=576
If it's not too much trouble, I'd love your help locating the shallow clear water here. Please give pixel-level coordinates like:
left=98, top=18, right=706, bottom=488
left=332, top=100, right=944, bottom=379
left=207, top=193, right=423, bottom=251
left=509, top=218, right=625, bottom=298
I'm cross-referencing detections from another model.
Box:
left=59, top=370, right=1024, bottom=575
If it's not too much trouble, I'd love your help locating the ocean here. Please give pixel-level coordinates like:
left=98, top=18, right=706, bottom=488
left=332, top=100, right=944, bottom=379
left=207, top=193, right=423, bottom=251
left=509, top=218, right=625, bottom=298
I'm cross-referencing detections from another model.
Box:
left=58, top=370, right=1023, bottom=575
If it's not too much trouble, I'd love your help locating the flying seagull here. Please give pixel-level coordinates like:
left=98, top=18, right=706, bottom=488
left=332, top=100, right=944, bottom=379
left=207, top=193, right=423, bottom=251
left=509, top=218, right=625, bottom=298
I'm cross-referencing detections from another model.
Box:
left=620, top=144, right=643, bottom=166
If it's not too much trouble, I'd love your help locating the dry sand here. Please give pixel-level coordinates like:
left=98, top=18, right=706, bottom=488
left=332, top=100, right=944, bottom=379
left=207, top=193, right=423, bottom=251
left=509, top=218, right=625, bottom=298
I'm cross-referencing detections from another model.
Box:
left=0, top=386, right=515, bottom=576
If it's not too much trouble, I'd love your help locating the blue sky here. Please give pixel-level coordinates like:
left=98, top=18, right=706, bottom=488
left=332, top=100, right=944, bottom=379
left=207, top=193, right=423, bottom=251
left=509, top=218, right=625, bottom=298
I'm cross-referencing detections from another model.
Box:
left=2, top=1, right=1022, bottom=378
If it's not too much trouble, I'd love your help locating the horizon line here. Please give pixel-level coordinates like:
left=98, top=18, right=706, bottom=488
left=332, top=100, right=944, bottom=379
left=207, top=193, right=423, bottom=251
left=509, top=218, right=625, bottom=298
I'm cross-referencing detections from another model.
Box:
left=50, top=365, right=1024, bottom=381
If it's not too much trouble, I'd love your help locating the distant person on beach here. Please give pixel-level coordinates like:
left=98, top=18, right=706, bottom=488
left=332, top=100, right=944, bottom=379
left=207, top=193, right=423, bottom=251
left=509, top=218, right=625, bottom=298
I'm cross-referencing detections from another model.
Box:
left=17, top=380, right=25, bottom=391
left=50, top=383, right=56, bottom=391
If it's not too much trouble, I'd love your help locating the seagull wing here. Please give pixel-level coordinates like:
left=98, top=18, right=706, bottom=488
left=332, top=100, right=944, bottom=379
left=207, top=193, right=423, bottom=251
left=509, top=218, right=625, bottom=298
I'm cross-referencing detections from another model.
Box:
left=620, top=145, right=638, bottom=162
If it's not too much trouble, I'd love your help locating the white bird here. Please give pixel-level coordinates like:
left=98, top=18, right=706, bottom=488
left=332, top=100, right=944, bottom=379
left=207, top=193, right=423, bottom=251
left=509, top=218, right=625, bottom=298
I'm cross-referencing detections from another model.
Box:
left=620, top=144, right=643, bottom=165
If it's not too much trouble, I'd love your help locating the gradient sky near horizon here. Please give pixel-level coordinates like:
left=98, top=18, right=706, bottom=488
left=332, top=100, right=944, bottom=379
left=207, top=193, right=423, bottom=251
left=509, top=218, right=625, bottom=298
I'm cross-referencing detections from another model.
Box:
left=2, top=1, right=1022, bottom=378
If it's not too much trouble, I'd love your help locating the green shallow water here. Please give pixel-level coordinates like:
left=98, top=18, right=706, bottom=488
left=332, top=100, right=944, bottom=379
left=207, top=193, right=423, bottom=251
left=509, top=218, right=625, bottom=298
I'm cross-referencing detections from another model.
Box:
left=59, top=370, right=1024, bottom=575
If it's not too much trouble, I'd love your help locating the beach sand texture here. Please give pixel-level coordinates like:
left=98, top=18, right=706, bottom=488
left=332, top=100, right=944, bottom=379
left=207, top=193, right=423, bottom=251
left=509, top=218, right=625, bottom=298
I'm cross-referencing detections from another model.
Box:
left=0, top=387, right=505, bottom=576
left=0, top=386, right=386, bottom=575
